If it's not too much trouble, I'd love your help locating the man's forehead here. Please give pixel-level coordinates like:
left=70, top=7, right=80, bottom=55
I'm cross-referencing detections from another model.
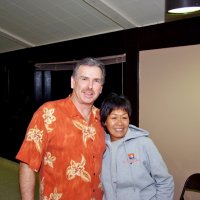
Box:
left=77, top=65, right=102, bottom=75
left=79, top=64, right=99, bottom=69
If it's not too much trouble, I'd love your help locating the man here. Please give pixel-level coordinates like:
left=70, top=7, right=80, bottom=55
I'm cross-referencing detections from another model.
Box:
left=16, top=57, right=106, bottom=200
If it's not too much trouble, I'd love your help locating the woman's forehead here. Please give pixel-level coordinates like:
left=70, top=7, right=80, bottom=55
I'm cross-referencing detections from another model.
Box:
left=110, top=108, right=128, bottom=114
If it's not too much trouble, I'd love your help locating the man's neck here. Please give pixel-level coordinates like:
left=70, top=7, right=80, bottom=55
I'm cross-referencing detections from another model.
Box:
left=71, top=95, right=93, bottom=122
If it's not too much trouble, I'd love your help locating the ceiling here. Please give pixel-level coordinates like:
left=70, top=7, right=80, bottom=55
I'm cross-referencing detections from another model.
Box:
left=0, top=0, right=199, bottom=54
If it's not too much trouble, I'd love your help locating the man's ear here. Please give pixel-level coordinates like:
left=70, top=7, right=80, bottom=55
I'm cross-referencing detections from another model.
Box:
left=71, top=76, right=74, bottom=89
left=99, top=86, right=103, bottom=94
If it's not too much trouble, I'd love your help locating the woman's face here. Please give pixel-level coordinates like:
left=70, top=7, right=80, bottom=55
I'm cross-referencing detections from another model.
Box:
left=105, top=108, right=129, bottom=141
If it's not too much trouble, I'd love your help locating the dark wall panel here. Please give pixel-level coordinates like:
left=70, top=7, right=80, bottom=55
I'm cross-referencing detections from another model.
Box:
left=0, top=64, right=35, bottom=160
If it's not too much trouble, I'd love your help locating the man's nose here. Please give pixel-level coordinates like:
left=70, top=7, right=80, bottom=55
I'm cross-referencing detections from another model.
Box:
left=88, top=80, right=93, bottom=89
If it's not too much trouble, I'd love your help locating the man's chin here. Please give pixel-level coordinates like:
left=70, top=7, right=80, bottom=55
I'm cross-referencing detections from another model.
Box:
left=83, top=97, right=97, bottom=105
left=83, top=95, right=97, bottom=102
left=84, top=99, right=95, bottom=105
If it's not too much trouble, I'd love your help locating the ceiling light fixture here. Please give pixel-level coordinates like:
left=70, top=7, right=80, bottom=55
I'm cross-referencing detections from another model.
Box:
left=166, top=0, right=200, bottom=14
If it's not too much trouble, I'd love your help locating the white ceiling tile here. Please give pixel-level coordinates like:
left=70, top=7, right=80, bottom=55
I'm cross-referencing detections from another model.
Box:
left=0, top=0, right=198, bottom=54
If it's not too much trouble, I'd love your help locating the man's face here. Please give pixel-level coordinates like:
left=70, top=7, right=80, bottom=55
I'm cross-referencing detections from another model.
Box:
left=71, top=65, right=103, bottom=105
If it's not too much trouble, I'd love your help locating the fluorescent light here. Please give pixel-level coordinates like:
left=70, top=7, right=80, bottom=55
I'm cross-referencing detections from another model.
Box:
left=166, top=0, right=200, bottom=14
left=168, top=7, right=200, bottom=14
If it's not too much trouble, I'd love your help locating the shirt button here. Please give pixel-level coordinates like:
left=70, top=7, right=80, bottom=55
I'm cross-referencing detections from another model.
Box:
left=93, top=173, right=96, bottom=175
left=93, top=189, right=95, bottom=192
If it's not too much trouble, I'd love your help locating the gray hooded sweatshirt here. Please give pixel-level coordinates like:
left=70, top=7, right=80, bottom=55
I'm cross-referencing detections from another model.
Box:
left=101, top=124, right=174, bottom=200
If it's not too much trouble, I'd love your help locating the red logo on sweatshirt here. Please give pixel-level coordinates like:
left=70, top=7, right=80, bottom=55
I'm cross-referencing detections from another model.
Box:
left=128, top=153, right=134, bottom=159
left=124, top=153, right=138, bottom=164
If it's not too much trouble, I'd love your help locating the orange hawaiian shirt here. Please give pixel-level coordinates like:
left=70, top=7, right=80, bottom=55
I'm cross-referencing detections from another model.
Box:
left=16, top=96, right=106, bottom=200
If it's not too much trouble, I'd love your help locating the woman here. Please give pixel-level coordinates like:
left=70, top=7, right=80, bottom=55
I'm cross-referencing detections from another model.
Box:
left=100, top=93, right=174, bottom=200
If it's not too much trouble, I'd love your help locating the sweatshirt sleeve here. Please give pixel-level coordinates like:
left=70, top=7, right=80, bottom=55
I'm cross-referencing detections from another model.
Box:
left=143, top=137, right=174, bottom=200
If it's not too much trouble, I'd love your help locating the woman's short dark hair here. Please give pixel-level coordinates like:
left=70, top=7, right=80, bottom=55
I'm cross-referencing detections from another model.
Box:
left=100, top=93, right=132, bottom=130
